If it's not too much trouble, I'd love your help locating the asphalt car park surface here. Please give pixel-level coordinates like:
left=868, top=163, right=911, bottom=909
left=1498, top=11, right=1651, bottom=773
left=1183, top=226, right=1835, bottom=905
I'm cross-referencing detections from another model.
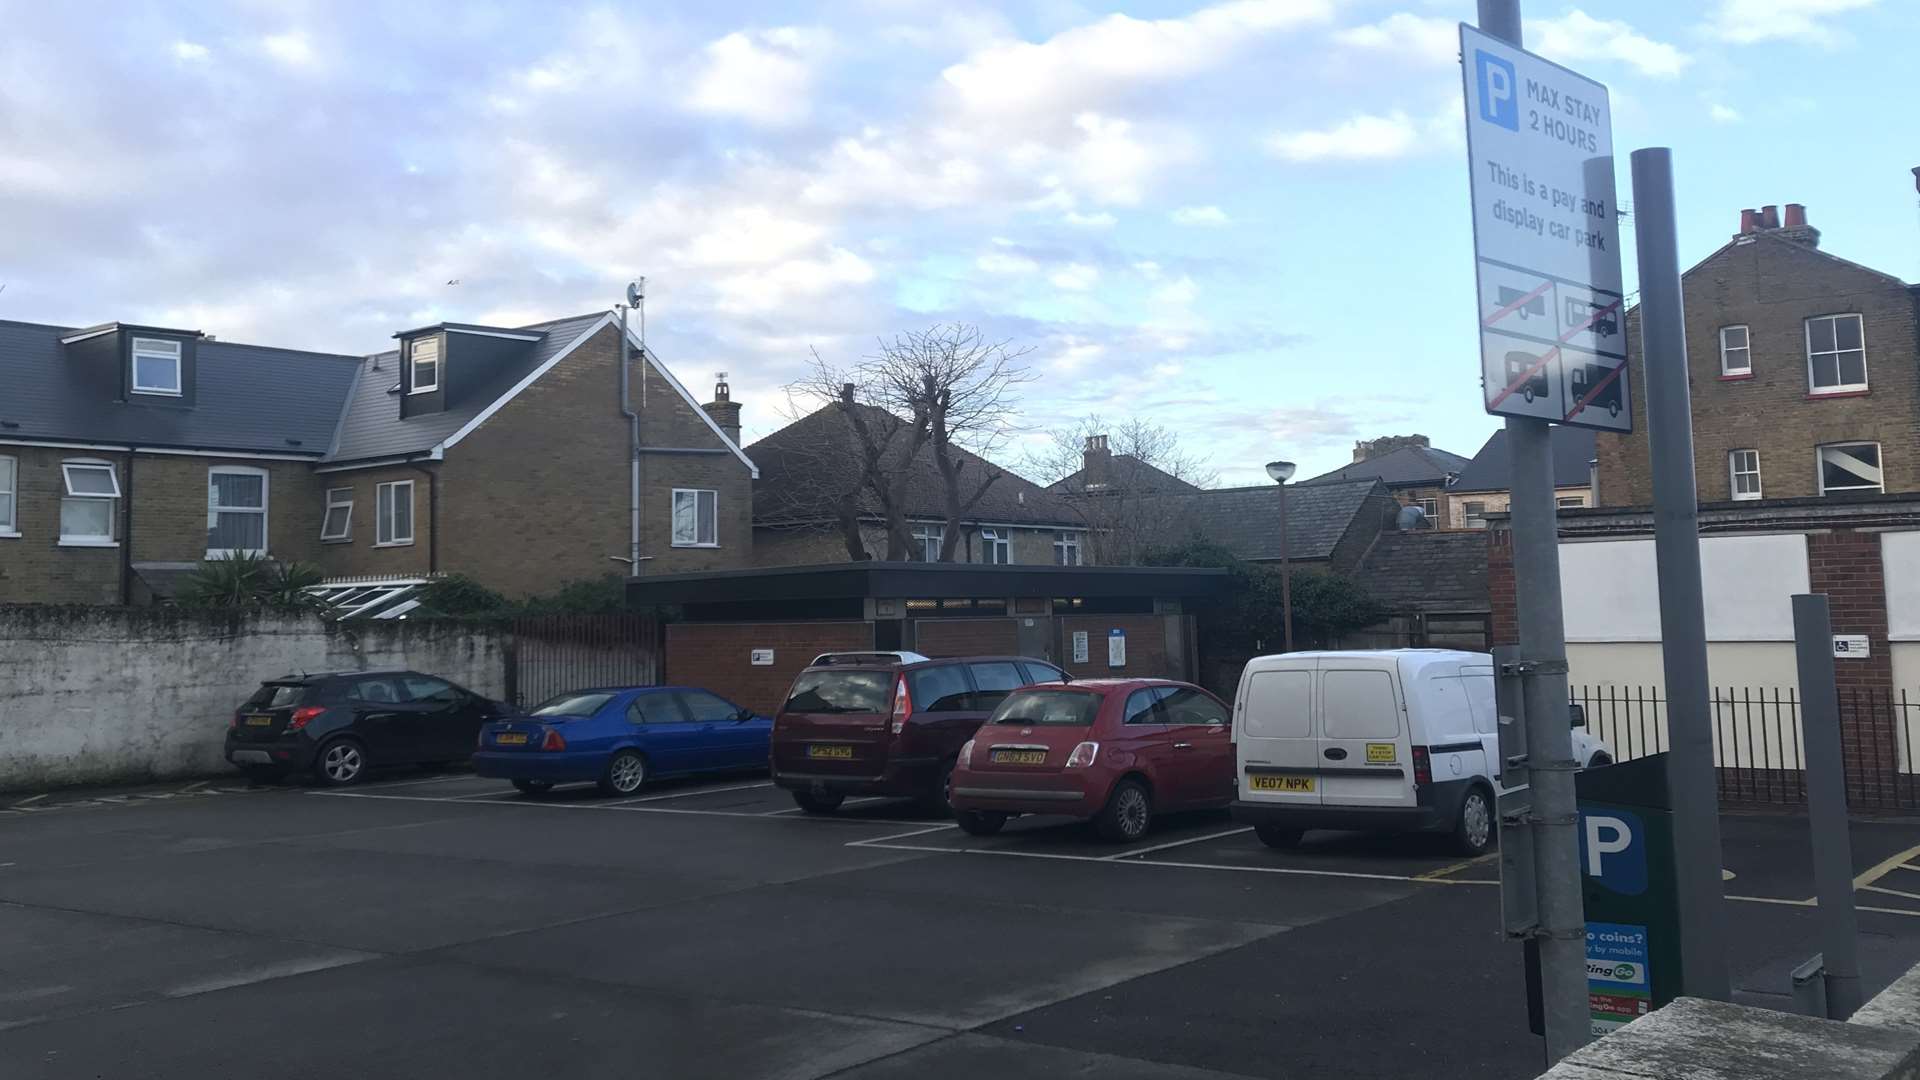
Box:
left=3, top=773, right=1920, bottom=1080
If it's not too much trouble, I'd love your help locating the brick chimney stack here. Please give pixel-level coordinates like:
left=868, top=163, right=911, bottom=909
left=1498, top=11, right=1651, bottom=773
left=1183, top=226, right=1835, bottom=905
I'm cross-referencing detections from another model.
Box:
left=1352, top=434, right=1430, bottom=463
left=1736, top=202, right=1819, bottom=248
left=702, top=372, right=742, bottom=447
left=1082, top=434, right=1112, bottom=490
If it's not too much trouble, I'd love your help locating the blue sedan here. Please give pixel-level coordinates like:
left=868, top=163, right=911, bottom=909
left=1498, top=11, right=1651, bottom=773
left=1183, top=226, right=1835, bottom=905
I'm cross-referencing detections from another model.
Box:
left=472, top=686, right=770, bottom=796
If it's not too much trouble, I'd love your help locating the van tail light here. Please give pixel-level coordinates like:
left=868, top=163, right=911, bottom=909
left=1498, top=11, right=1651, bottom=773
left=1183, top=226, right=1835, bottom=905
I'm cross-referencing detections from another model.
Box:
left=1065, top=742, right=1100, bottom=769
left=286, top=706, right=325, bottom=733
left=1411, top=746, right=1432, bottom=786
left=541, top=728, right=567, bottom=752
left=889, top=677, right=912, bottom=735
left=957, top=739, right=975, bottom=768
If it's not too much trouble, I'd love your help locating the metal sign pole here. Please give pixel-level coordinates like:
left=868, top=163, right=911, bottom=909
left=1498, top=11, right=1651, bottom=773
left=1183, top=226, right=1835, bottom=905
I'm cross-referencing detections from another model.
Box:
left=1630, top=148, right=1731, bottom=1001
left=1475, top=0, right=1590, bottom=1061
left=1791, top=594, right=1864, bottom=1017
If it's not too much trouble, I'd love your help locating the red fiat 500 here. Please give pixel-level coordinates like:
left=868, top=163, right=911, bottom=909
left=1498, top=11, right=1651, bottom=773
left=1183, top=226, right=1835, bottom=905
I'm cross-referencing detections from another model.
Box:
left=948, top=679, right=1234, bottom=843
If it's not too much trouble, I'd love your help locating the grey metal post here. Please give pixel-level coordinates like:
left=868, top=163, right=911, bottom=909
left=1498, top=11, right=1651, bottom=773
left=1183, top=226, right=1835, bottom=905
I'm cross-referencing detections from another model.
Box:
left=1792, top=594, right=1864, bottom=1018
left=1477, top=0, right=1589, bottom=1061
left=1631, top=147, right=1732, bottom=1000
left=1278, top=479, right=1294, bottom=651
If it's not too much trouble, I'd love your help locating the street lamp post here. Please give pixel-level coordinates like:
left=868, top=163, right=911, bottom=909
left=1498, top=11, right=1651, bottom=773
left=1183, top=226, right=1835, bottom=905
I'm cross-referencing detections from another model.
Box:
left=1266, top=460, right=1297, bottom=652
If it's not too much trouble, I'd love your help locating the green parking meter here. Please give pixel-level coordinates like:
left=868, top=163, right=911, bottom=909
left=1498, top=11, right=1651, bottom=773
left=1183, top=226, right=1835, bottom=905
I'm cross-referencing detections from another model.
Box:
left=1575, top=754, right=1685, bottom=1035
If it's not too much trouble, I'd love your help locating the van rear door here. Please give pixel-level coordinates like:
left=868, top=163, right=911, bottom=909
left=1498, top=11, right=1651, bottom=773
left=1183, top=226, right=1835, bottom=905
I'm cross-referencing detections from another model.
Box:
left=1317, top=664, right=1415, bottom=808
left=1234, top=661, right=1320, bottom=807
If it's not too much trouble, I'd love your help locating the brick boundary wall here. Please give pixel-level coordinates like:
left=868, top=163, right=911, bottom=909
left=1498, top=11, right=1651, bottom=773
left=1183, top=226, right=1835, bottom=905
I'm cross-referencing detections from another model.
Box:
left=912, top=618, right=1020, bottom=658
left=1488, top=531, right=1518, bottom=646
left=666, top=621, right=874, bottom=716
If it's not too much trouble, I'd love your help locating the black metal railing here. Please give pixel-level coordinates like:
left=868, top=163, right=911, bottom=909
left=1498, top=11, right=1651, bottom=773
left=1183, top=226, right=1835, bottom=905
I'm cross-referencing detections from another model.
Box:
left=1570, top=684, right=1920, bottom=812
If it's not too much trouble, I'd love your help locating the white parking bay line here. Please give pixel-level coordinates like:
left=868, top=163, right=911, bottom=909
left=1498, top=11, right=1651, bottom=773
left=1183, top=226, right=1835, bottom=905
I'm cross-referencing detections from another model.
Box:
left=603, top=781, right=774, bottom=806
left=304, top=789, right=932, bottom=827
left=846, top=823, right=961, bottom=847
left=764, top=796, right=893, bottom=816
left=1100, top=827, right=1253, bottom=861
left=352, top=774, right=489, bottom=792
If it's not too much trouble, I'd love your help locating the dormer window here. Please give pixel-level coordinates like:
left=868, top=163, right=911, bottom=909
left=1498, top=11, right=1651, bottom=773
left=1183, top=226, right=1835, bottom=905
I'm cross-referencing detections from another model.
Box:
left=410, top=337, right=440, bottom=394
left=131, top=337, right=182, bottom=396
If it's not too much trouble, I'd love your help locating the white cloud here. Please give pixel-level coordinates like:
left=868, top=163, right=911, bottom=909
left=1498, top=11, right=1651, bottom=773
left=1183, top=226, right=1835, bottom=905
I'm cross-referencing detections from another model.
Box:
left=1267, top=111, right=1418, bottom=162
left=1703, top=0, right=1878, bottom=45
left=1709, top=102, right=1742, bottom=123
left=976, top=251, right=1039, bottom=275
left=1529, top=10, right=1690, bottom=77
left=1065, top=112, right=1157, bottom=206
left=685, top=28, right=828, bottom=126
left=1333, top=13, right=1456, bottom=65
left=1172, top=205, right=1230, bottom=226
left=1050, top=263, right=1099, bottom=290
left=1062, top=209, right=1117, bottom=228
left=940, top=0, right=1333, bottom=118
left=1154, top=275, right=1200, bottom=305
left=261, top=31, right=317, bottom=69
left=711, top=246, right=874, bottom=316
left=172, top=41, right=210, bottom=63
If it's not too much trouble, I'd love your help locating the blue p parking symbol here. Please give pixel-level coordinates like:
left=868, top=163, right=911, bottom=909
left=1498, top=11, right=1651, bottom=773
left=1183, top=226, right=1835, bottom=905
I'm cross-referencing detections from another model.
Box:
left=1476, top=51, right=1519, bottom=132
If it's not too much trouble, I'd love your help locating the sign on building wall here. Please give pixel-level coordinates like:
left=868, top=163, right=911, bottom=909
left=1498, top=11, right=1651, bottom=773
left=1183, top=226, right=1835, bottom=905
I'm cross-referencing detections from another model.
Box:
left=1459, top=24, right=1628, bottom=433
left=1107, top=629, right=1127, bottom=668
left=1832, top=635, right=1870, bottom=659
left=750, top=648, right=774, bottom=666
left=1072, top=631, right=1089, bottom=664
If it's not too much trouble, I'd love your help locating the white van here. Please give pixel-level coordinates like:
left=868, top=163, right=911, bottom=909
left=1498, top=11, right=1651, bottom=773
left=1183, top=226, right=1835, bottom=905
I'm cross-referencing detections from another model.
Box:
left=1229, top=649, right=1612, bottom=855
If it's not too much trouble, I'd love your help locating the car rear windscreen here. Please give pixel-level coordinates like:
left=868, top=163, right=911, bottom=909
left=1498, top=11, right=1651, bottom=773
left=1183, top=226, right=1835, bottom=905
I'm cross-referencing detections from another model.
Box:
left=988, top=688, right=1100, bottom=727
left=532, top=693, right=614, bottom=718
left=782, top=670, right=893, bottom=714
left=245, top=683, right=307, bottom=709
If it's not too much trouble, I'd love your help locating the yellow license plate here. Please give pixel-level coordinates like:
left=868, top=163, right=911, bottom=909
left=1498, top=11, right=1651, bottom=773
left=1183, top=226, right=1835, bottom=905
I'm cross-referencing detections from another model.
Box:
left=494, top=732, right=528, bottom=745
left=808, top=744, right=854, bottom=760
left=1366, top=743, right=1397, bottom=764
left=990, top=750, right=1047, bottom=765
left=244, top=714, right=274, bottom=727
left=1249, top=774, right=1314, bottom=793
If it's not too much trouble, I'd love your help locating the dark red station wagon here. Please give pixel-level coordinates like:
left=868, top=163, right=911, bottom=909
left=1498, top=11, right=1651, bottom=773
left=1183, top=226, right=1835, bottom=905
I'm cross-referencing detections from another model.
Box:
left=948, top=679, right=1233, bottom=843
left=771, top=651, right=1067, bottom=815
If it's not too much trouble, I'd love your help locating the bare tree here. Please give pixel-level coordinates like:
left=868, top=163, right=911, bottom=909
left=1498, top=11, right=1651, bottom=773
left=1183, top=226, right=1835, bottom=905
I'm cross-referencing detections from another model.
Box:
left=781, top=325, right=1033, bottom=562
left=1025, top=415, right=1218, bottom=566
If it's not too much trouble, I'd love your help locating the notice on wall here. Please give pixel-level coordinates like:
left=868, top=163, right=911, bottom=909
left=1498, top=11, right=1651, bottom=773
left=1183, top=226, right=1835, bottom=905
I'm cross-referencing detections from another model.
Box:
left=750, top=648, right=774, bottom=666
left=1833, top=634, right=1870, bottom=659
left=1072, top=631, right=1089, bottom=664
left=1107, top=629, right=1126, bottom=668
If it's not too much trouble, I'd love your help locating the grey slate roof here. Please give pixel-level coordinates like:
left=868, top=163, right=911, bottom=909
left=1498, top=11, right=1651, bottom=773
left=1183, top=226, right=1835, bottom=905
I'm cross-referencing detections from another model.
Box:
left=1146, top=478, right=1389, bottom=562
left=0, top=319, right=361, bottom=454
left=1449, top=425, right=1596, bottom=492
left=325, top=311, right=606, bottom=463
left=1048, top=454, right=1202, bottom=496
left=1299, top=444, right=1470, bottom=489
left=748, top=403, right=1084, bottom=527
left=1355, top=530, right=1492, bottom=613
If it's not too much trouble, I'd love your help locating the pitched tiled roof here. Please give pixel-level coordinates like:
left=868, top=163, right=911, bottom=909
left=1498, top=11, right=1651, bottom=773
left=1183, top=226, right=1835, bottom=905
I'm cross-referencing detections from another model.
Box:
left=1300, top=444, right=1470, bottom=488
left=324, top=311, right=607, bottom=463
left=1144, top=478, right=1390, bottom=562
left=1355, top=530, right=1491, bottom=613
left=0, top=319, right=360, bottom=455
left=1450, top=425, right=1596, bottom=493
left=1049, top=454, right=1202, bottom=496
left=748, top=403, right=1082, bottom=527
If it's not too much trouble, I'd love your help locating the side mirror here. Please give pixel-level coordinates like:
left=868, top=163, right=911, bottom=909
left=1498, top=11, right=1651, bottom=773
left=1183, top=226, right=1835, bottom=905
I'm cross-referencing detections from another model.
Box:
left=1569, top=704, right=1586, bottom=728
left=735, top=708, right=755, bottom=723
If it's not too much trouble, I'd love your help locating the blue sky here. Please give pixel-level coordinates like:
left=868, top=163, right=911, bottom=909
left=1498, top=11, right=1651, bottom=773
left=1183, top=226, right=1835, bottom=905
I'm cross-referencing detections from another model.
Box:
left=1, top=0, right=1912, bottom=484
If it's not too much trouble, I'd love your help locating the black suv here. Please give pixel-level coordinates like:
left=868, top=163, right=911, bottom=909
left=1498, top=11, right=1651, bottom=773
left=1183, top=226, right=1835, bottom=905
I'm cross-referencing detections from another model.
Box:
left=771, top=651, right=1068, bottom=815
left=226, top=670, right=507, bottom=785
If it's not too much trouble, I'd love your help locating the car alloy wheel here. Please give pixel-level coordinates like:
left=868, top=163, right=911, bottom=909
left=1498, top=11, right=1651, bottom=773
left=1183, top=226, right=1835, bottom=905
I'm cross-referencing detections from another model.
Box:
left=608, top=751, right=646, bottom=795
left=320, top=742, right=363, bottom=785
left=1115, top=786, right=1149, bottom=839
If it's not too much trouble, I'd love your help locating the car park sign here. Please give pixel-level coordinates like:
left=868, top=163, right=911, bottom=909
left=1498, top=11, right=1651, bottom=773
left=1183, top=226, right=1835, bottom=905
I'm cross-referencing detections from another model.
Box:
left=1459, top=24, right=1629, bottom=433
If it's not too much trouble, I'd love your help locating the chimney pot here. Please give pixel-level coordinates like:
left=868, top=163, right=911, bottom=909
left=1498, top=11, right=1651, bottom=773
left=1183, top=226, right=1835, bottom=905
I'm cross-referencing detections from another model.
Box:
left=1761, top=204, right=1780, bottom=229
left=1783, top=203, right=1806, bottom=228
left=1739, top=208, right=1758, bottom=234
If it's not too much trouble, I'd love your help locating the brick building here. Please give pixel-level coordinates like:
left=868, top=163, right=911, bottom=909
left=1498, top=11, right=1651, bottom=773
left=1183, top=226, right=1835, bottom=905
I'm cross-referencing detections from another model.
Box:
left=0, top=311, right=756, bottom=606
left=747, top=402, right=1090, bottom=568
left=1297, top=435, right=1470, bottom=525
left=1447, top=424, right=1596, bottom=528
left=1595, top=204, right=1920, bottom=505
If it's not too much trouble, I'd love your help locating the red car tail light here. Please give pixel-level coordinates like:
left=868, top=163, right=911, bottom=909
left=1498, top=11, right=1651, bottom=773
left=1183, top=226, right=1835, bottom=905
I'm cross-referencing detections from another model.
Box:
left=889, top=676, right=913, bottom=735
left=957, top=739, right=975, bottom=768
left=286, top=706, right=325, bottom=733
left=1411, top=746, right=1432, bottom=786
left=1065, top=741, right=1100, bottom=768
left=540, top=728, right=567, bottom=751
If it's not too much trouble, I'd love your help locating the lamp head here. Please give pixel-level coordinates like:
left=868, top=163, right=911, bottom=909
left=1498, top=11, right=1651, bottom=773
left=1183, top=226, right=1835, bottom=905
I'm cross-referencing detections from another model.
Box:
left=1265, top=460, right=1297, bottom=483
